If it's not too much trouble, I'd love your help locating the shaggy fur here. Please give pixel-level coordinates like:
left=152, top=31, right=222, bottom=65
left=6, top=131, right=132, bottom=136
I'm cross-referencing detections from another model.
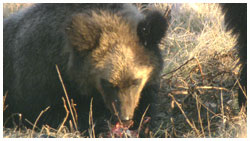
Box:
left=220, top=3, right=247, bottom=109
left=3, top=3, right=170, bottom=135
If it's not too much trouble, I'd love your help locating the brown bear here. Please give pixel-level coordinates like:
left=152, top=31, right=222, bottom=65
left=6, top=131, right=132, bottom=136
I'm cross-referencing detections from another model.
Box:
left=3, top=3, right=170, bottom=136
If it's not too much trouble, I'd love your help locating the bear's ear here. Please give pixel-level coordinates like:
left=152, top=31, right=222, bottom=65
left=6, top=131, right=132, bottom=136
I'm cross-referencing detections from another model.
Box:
left=137, top=10, right=171, bottom=48
left=66, top=14, right=101, bottom=51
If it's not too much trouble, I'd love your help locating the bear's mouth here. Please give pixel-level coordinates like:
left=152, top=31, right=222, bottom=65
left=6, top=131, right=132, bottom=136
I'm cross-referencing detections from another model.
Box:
left=110, top=115, right=134, bottom=128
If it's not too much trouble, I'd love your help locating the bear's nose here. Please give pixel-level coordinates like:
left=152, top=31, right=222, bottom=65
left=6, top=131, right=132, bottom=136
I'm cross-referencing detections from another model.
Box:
left=121, top=116, right=130, bottom=121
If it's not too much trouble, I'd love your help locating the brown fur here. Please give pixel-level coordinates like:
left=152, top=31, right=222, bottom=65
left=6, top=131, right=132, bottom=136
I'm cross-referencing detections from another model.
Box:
left=4, top=4, right=169, bottom=133
left=68, top=10, right=159, bottom=120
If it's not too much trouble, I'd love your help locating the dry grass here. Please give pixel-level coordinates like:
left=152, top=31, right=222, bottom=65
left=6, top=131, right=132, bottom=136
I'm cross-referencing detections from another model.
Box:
left=156, top=3, right=246, bottom=138
left=3, top=3, right=32, bottom=18
left=3, top=3, right=246, bottom=138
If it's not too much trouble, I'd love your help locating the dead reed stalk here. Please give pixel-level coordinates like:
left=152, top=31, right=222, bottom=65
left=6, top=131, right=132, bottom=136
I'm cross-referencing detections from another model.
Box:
left=55, top=65, right=78, bottom=131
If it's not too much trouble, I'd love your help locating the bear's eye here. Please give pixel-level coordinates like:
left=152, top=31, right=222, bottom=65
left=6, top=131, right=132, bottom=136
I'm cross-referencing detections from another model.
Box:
left=131, top=79, right=142, bottom=86
left=101, top=78, right=118, bottom=94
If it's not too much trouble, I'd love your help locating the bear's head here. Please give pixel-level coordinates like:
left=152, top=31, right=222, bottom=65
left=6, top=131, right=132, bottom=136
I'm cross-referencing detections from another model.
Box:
left=66, top=7, right=169, bottom=122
